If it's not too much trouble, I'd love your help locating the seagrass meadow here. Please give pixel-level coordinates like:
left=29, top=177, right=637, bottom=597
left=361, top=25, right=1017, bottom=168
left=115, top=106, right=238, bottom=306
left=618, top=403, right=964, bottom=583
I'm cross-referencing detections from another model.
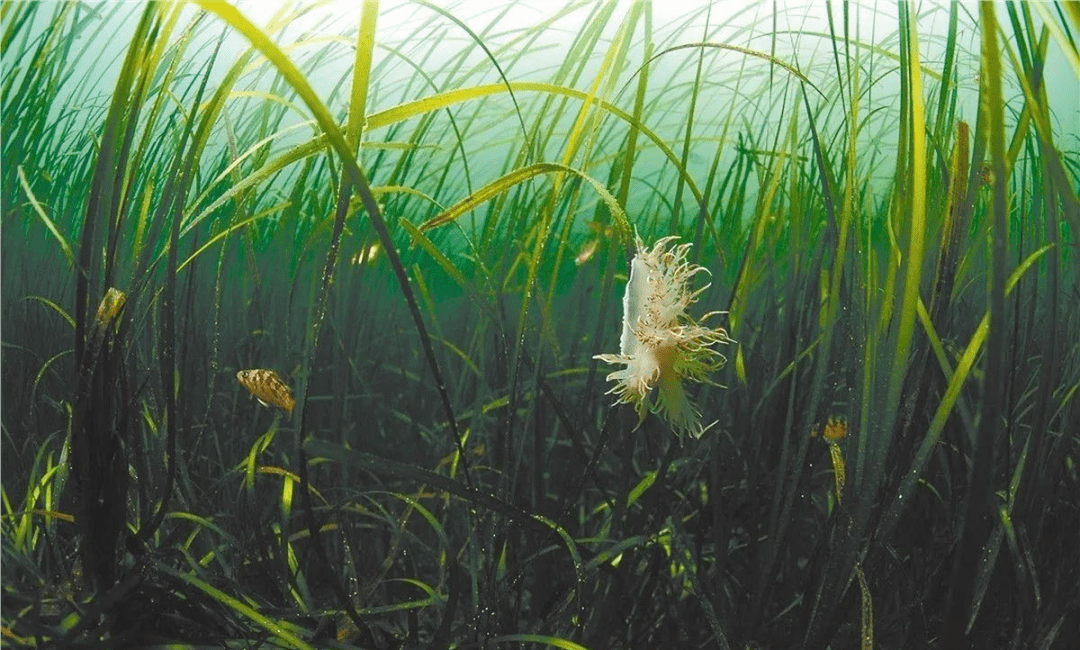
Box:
left=2, top=0, right=1079, bottom=648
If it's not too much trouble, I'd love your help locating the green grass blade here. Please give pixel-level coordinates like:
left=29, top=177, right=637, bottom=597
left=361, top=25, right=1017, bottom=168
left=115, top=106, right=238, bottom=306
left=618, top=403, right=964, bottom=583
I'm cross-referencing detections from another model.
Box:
left=490, top=635, right=594, bottom=650
left=879, top=243, right=1053, bottom=540
left=16, top=165, right=73, bottom=266
left=156, top=563, right=315, bottom=650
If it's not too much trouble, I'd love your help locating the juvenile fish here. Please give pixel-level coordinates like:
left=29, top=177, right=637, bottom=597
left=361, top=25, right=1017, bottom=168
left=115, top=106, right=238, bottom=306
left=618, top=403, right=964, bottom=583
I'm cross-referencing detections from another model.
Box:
left=237, top=368, right=295, bottom=415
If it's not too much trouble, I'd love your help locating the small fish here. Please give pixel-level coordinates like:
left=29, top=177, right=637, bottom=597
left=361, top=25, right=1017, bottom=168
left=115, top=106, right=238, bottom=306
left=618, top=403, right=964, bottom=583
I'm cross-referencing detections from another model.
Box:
left=575, top=238, right=599, bottom=266
left=811, top=415, right=848, bottom=441
left=237, top=369, right=295, bottom=415
left=823, top=416, right=847, bottom=442
left=91, top=287, right=126, bottom=339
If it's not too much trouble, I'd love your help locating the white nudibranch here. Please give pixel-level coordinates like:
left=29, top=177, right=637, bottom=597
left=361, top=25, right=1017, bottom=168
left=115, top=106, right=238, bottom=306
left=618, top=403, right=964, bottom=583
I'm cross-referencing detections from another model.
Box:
left=594, top=235, right=731, bottom=438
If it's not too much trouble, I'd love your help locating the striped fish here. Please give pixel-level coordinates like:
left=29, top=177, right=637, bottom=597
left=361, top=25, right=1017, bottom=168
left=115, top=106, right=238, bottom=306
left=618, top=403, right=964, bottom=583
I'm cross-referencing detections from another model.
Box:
left=236, top=369, right=294, bottom=415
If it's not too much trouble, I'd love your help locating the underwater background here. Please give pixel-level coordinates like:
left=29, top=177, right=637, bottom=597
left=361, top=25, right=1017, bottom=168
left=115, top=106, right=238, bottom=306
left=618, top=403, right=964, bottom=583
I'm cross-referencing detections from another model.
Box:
left=2, top=1, right=1078, bottom=648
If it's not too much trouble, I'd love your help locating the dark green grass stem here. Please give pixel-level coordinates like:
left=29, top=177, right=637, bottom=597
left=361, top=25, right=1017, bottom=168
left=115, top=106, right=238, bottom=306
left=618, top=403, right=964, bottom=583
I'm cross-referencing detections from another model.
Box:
left=69, top=4, right=163, bottom=591
left=795, top=54, right=865, bottom=648
left=945, top=3, right=1008, bottom=643
left=286, top=3, right=381, bottom=644
left=142, top=27, right=220, bottom=548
